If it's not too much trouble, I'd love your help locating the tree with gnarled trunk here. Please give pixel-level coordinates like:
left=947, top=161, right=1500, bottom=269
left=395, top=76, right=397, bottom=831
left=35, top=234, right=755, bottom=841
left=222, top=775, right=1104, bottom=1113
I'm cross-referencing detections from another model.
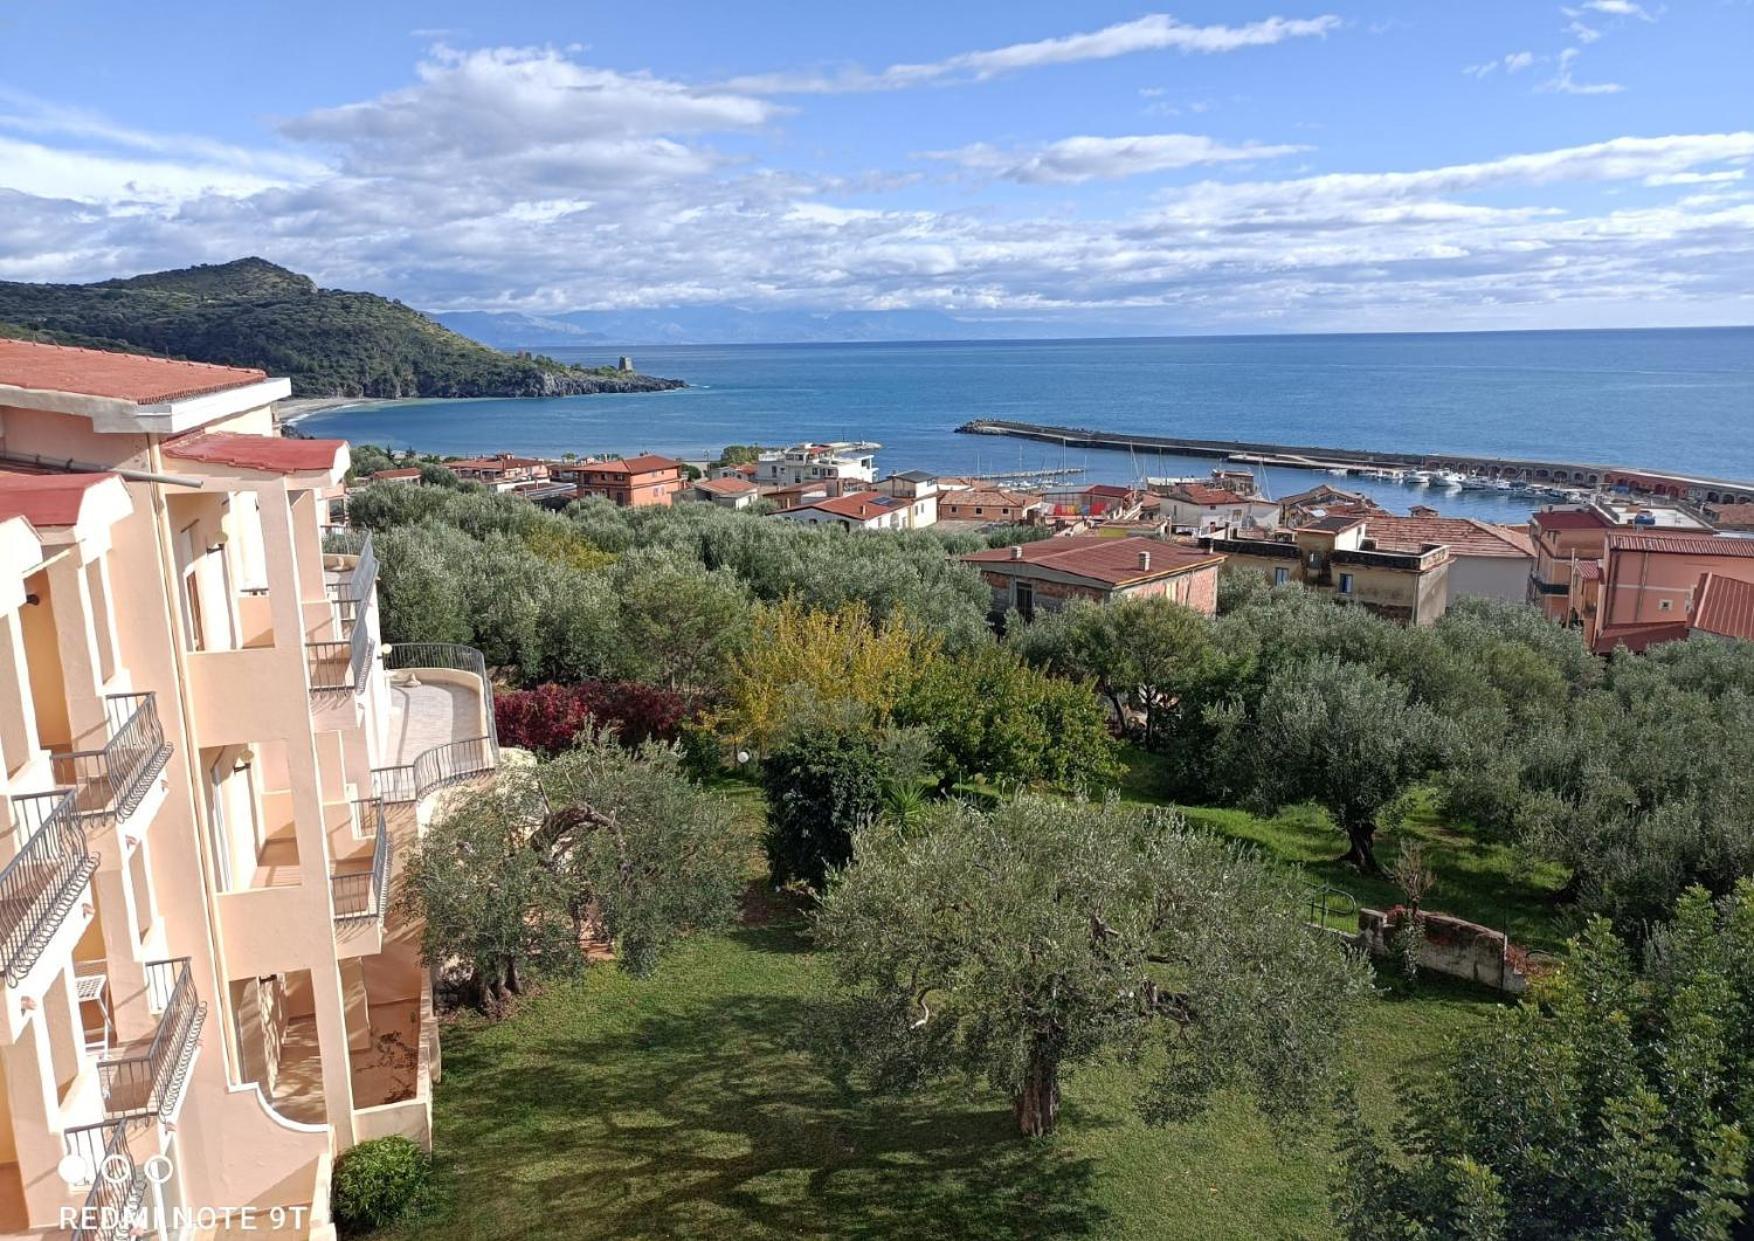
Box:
left=399, top=735, right=746, bottom=1010
left=813, top=797, right=1370, bottom=1137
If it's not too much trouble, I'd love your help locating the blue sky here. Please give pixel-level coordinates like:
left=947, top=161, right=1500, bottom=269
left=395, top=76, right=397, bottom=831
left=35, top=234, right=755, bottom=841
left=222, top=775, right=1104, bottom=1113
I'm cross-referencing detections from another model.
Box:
left=2, top=1, right=1751, bottom=334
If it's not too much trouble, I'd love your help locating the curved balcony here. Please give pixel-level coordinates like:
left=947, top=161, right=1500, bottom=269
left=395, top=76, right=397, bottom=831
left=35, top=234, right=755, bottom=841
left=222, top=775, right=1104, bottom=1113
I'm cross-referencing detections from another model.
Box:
left=62, top=1121, right=147, bottom=1241
left=371, top=644, right=498, bottom=805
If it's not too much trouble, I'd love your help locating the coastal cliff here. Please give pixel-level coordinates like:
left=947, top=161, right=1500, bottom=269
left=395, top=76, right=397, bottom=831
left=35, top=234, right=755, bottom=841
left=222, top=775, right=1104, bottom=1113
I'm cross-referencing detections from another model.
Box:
left=0, top=257, right=686, bottom=400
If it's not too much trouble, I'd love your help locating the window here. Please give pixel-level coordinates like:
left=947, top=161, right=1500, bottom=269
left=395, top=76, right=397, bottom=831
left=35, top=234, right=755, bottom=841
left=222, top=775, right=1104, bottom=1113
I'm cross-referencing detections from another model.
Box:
left=1338, top=572, right=1355, bottom=595
left=1274, top=567, right=1290, bottom=586
left=1014, top=581, right=1035, bottom=622
left=1658, top=599, right=1673, bottom=612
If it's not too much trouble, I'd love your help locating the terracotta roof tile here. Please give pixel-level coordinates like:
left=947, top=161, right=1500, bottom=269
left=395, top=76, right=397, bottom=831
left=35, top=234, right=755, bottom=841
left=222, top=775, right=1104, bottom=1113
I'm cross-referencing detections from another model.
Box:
left=164, top=431, right=345, bottom=474
left=584, top=454, right=682, bottom=475
left=794, top=490, right=907, bottom=521
left=1607, top=531, right=1754, bottom=558
left=0, top=471, right=120, bottom=527
left=1167, top=483, right=1245, bottom=506
left=1690, top=573, right=1754, bottom=641
left=1366, top=515, right=1535, bottom=558
left=0, top=339, right=267, bottom=404
left=962, top=535, right=1222, bottom=587
left=694, top=477, right=756, bottom=495
left=1532, top=507, right=1612, bottom=532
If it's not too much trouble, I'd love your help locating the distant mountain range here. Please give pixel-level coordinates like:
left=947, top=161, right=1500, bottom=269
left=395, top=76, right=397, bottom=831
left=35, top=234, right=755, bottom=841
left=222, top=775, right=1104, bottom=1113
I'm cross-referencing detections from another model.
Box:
left=0, top=258, right=685, bottom=399
left=431, top=305, right=1168, bottom=348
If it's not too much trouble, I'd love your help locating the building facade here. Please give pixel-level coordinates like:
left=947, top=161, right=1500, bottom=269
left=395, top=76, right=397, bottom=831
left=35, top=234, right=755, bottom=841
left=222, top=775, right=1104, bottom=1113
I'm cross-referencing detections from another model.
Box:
left=754, top=443, right=879, bottom=488
left=573, top=455, right=683, bottom=507
left=1203, top=516, right=1453, bottom=624
left=961, top=536, right=1224, bottom=620
left=0, top=340, right=497, bottom=1239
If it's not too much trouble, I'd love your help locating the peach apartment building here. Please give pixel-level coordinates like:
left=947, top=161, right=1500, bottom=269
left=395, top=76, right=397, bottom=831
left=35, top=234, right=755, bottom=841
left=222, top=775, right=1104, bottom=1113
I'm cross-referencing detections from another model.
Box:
left=0, top=340, right=499, bottom=1239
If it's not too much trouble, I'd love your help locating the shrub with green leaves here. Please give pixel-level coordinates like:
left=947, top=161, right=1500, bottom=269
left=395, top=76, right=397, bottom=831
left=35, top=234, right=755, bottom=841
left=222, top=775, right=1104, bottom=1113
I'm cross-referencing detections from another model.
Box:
left=332, top=1136, right=430, bottom=1234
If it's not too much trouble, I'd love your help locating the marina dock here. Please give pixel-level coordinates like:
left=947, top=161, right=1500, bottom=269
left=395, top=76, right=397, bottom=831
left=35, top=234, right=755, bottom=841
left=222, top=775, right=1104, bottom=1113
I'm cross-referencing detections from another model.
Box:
left=956, top=419, right=1754, bottom=506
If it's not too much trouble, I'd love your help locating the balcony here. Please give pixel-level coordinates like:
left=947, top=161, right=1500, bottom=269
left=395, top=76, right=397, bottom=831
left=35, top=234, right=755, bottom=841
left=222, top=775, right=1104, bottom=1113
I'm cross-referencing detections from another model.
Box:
left=48, top=693, right=172, bottom=829
left=371, top=644, right=498, bottom=804
left=0, top=789, right=98, bottom=985
left=62, top=1121, right=147, bottom=1241
left=323, top=531, right=378, bottom=634
left=331, top=799, right=392, bottom=929
left=95, top=957, right=205, bottom=1123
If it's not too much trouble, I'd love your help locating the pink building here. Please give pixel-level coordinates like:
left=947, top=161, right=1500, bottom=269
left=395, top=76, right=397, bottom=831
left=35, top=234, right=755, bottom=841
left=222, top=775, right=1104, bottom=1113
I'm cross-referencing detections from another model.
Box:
left=961, top=536, right=1224, bottom=621
left=1590, top=531, right=1754, bottom=652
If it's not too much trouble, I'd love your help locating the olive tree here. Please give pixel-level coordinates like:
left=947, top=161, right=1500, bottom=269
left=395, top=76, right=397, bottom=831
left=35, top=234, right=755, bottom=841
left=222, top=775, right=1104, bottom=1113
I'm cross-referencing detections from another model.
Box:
left=815, top=796, right=1369, bottom=1137
left=401, top=735, right=746, bottom=1008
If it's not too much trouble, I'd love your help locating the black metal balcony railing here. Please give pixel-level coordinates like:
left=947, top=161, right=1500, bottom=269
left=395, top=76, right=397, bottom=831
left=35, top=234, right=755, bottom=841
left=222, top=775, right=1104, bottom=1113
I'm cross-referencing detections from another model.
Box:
left=382, top=642, right=500, bottom=752
left=96, top=957, right=205, bottom=1122
left=0, top=789, right=97, bottom=986
left=64, top=1121, right=147, bottom=1241
left=48, top=693, right=172, bottom=829
left=331, top=799, right=392, bottom=926
left=371, top=735, right=495, bottom=805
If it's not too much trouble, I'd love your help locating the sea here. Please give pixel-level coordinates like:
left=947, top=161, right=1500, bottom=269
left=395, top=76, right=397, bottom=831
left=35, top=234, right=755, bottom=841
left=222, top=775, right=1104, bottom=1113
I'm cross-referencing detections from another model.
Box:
left=292, top=327, right=1754, bottom=522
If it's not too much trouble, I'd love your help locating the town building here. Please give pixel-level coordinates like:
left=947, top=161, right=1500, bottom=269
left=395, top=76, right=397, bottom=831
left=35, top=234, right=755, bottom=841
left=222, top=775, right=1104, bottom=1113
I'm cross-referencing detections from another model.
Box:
left=776, top=490, right=919, bottom=532
left=1586, top=531, right=1754, bottom=652
left=367, top=467, right=422, bottom=486
left=1358, top=514, right=1534, bottom=602
left=0, top=339, right=497, bottom=1238
left=754, top=442, right=879, bottom=488
left=936, top=488, right=1043, bottom=524
left=1277, top=483, right=1382, bottom=528
left=961, top=536, right=1225, bottom=620
left=443, top=454, right=549, bottom=491
left=1154, top=481, right=1280, bottom=535
left=876, top=472, right=939, bottom=528
left=1203, top=515, right=1453, bottom=624
left=682, top=477, right=759, bottom=510
left=1038, top=484, right=1142, bottom=521
left=1527, top=499, right=1718, bottom=627
left=572, top=454, right=684, bottom=508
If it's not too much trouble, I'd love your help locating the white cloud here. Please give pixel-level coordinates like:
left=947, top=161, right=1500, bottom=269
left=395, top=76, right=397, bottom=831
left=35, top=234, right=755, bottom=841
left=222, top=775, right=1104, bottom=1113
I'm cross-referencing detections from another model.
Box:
left=1464, top=51, right=1539, bottom=78
left=1644, top=169, right=1747, bottom=186
left=723, top=13, right=1341, bottom=93
left=1541, top=47, right=1625, bottom=94
left=1578, top=0, right=1655, bottom=20
left=926, top=134, right=1308, bottom=184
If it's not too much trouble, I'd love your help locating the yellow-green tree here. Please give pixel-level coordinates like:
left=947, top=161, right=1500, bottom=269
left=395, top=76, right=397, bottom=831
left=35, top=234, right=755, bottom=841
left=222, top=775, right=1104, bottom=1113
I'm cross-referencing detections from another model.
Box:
left=712, top=598, right=939, bottom=753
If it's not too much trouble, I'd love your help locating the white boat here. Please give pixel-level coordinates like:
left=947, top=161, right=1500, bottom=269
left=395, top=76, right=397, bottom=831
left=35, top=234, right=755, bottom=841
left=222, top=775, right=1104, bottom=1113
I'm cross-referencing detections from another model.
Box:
left=1435, top=470, right=1467, bottom=487
left=1408, top=470, right=1435, bottom=486
left=1366, top=468, right=1405, bottom=483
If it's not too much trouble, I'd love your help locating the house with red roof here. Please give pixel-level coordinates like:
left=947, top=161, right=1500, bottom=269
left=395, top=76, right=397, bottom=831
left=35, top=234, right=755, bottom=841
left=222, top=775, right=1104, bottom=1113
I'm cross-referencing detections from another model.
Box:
left=776, top=489, right=920, bottom=531
left=961, top=536, right=1225, bottom=619
left=1202, top=515, right=1454, bottom=624
left=1587, top=531, right=1754, bottom=653
left=573, top=453, right=684, bottom=507
left=684, top=476, right=759, bottom=510
left=1155, top=480, right=1280, bottom=535
left=443, top=453, right=550, bottom=490
left=1361, top=514, right=1534, bottom=602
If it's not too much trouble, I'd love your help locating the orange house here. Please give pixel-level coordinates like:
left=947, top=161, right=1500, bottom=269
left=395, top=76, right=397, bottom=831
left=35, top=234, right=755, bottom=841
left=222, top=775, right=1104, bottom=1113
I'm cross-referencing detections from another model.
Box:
left=574, top=454, right=684, bottom=507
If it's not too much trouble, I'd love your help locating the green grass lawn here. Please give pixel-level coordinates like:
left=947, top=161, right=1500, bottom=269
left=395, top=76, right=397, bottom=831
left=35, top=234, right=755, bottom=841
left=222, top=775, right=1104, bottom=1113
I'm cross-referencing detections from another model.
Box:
left=384, top=749, right=1556, bottom=1240
left=1116, top=744, right=1572, bottom=952
left=391, top=910, right=1499, bottom=1241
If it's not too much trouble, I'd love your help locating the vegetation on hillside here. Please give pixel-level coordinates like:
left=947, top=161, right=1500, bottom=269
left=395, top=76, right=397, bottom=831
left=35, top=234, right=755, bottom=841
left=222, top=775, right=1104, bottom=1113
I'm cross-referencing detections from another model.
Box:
left=0, top=257, right=686, bottom=399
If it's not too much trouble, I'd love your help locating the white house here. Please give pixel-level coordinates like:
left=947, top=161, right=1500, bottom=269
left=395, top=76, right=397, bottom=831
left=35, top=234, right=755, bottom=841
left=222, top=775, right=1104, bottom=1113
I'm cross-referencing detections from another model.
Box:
left=756, top=441, right=880, bottom=486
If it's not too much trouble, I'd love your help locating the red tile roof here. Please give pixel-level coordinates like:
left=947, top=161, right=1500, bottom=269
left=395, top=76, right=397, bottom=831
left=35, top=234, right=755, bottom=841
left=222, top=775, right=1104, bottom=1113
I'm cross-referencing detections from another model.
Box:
left=1690, top=573, right=1754, bottom=642
left=586, top=454, right=681, bottom=475
left=1705, top=502, right=1754, bottom=530
left=1085, top=484, right=1137, bottom=500
left=962, top=535, right=1222, bottom=587
left=371, top=467, right=422, bottom=480
left=1573, top=560, right=1603, bottom=581
left=164, top=432, right=345, bottom=474
left=942, top=488, right=1040, bottom=509
left=0, top=471, right=120, bottom=527
left=1607, top=531, right=1754, bottom=558
left=1594, top=621, right=1693, bottom=654
left=1366, top=515, right=1535, bottom=559
left=1297, top=515, right=1367, bottom=535
left=0, top=339, right=268, bottom=404
left=1532, top=507, right=1611, bottom=532
left=1167, top=482, right=1245, bottom=506
left=794, top=490, right=906, bottom=521
left=694, top=477, right=756, bottom=496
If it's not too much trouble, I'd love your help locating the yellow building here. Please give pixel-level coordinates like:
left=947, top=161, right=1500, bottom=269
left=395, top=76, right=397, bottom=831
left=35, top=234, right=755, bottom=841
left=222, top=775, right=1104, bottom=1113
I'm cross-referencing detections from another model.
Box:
left=0, top=340, right=497, bottom=1239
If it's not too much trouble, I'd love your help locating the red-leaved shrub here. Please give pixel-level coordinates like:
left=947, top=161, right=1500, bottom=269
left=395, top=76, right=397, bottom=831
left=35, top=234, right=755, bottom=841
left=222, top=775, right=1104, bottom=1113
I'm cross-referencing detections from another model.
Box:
left=495, top=681, right=693, bottom=755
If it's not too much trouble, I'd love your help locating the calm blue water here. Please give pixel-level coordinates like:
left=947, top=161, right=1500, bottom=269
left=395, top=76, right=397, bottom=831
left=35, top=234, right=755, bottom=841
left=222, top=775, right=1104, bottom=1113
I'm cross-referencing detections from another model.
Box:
left=296, top=328, right=1754, bottom=522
